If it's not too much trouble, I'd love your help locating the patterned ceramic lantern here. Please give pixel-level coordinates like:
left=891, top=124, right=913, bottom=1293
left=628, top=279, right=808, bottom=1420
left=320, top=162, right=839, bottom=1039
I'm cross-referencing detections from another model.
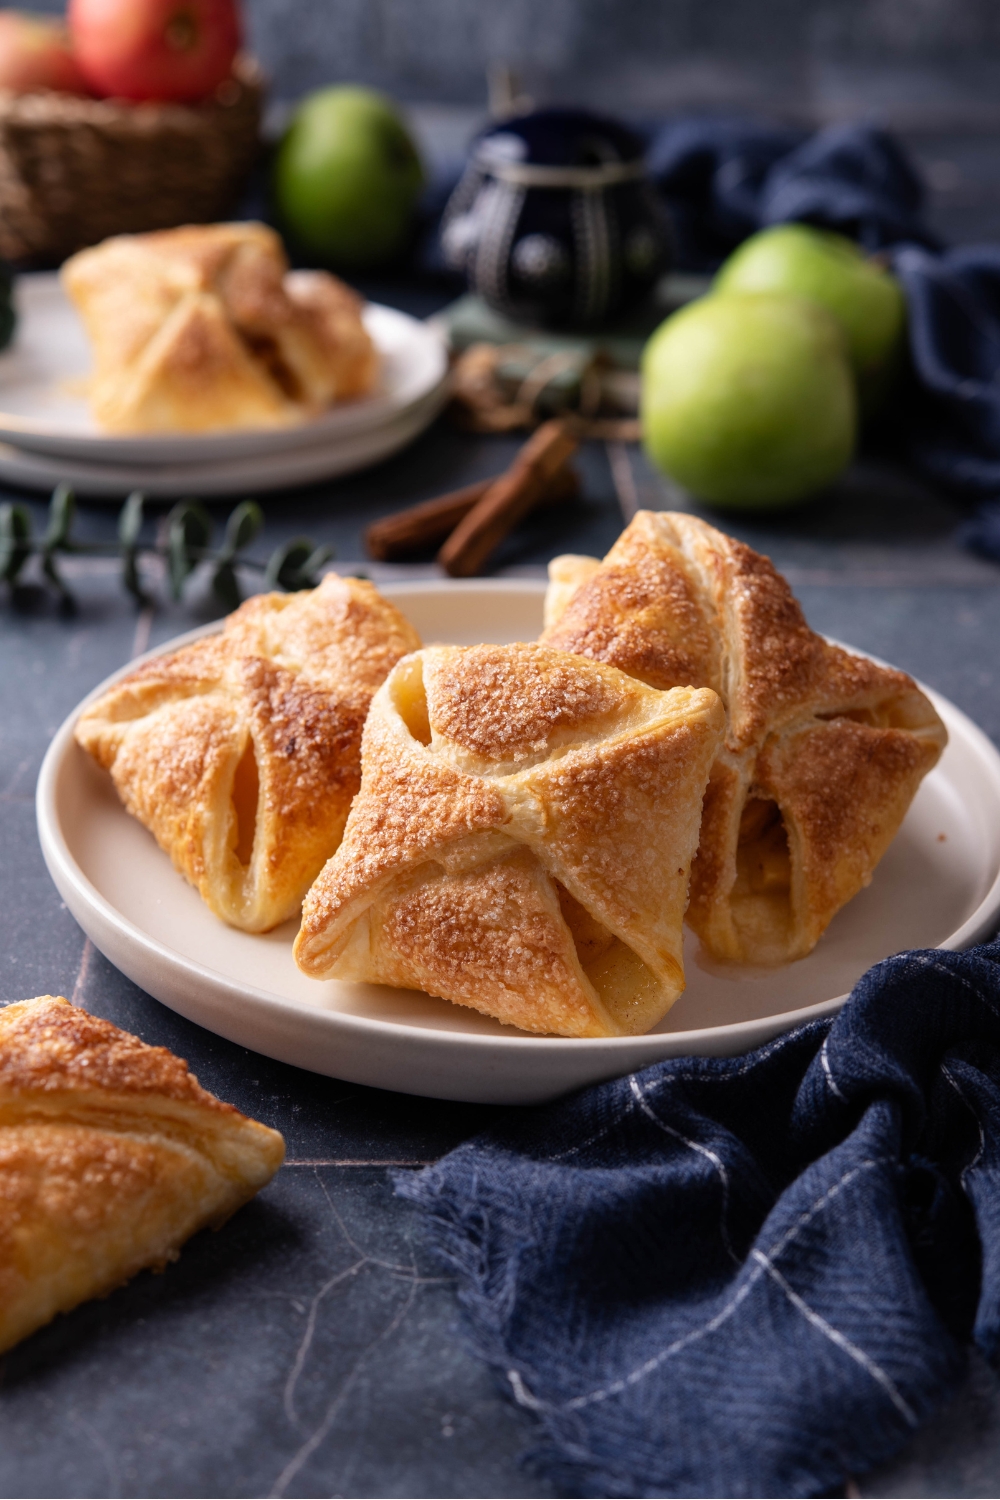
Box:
left=441, top=108, right=672, bottom=329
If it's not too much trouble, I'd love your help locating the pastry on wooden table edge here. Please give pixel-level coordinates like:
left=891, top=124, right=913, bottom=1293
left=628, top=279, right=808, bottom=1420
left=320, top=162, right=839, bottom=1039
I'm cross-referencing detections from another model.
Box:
left=295, top=642, right=725, bottom=1037
left=62, top=222, right=378, bottom=435
left=75, top=573, right=421, bottom=933
left=0, top=995, right=284, bottom=1356
left=542, top=510, right=948, bottom=966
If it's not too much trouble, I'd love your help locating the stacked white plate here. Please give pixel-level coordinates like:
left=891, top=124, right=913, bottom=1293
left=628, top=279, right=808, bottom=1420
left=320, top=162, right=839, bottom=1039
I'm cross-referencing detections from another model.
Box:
left=0, top=273, right=450, bottom=498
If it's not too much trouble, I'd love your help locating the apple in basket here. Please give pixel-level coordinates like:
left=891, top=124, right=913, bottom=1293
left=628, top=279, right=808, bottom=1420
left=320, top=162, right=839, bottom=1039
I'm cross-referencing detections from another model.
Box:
left=67, top=0, right=240, bottom=103
left=0, top=11, right=88, bottom=93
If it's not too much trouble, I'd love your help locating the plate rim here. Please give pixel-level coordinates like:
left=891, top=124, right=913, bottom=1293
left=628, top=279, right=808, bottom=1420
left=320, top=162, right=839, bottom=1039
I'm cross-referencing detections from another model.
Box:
left=0, top=281, right=448, bottom=461
left=35, top=578, right=1000, bottom=1065
left=0, top=384, right=447, bottom=498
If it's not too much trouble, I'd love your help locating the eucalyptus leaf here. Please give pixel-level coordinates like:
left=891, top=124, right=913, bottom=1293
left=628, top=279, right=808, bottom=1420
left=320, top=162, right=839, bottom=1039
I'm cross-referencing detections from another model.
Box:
left=122, top=551, right=148, bottom=605
left=212, top=560, right=241, bottom=613
left=264, top=538, right=308, bottom=590
left=118, top=491, right=145, bottom=550
left=166, top=501, right=212, bottom=601
left=0, top=502, right=32, bottom=584
left=118, top=492, right=149, bottom=605
left=298, top=544, right=334, bottom=586
left=1, top=486, right=334, bottom=611
left=42, top=484, right=76, bottom=552
left=263, top=537, right=332, bottom=592
left=221, top=500, right=263, bottom=558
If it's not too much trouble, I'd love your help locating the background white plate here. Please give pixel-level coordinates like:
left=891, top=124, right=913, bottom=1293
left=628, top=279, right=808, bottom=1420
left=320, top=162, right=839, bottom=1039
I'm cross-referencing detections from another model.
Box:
left=0, top=382, right=448, bottom=497
left=0, top=274, right=448, bottom=464
left=36, top=581, right=1000, bottom=1105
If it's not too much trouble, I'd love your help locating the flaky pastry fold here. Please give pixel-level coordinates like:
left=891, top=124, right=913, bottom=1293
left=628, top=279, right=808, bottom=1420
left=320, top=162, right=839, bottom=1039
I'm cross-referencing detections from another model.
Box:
left=75, top=574, right=420, bottom=932
left=295, top=643, right=725, bottom=1037
left=542, top=511, right=947, bottom=965
left=0, top=996, right=284, bottom=1355
left=62, top=222, right=378, bottom=433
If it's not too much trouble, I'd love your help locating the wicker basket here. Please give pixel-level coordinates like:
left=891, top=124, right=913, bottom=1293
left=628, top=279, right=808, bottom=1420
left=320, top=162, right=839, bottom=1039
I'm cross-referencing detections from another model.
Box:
left=0, top=55, right=264, bottom=264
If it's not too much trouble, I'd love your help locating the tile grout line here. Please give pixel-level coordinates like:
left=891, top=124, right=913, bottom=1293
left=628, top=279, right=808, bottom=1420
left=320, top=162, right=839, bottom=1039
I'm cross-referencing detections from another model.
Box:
left=606, top=440, right=640, bottom=524
left=70, top=936, right=93, bottom=1009
left=66, top=600, right=153, bottom=1013
left=17, top=592, right=157, bottom=977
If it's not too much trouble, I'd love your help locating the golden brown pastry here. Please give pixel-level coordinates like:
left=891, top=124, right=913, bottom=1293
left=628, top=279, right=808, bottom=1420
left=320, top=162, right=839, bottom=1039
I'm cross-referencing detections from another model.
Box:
left=75, top=574, right=421, bottom=932
left=62, top=222, right=378, bottom=434
left=0, top=995, right=284, bottom=1356
left=542, top=511, right=947, bottom=965
left=294, top=643, right=725, bottom=1037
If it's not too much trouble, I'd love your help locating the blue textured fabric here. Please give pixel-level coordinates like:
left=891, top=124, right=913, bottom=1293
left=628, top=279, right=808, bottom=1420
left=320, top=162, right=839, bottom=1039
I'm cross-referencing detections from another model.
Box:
left=644, top=117, right=934, bottom=271
left=643, top=116, right=806, bottom=271
left=398, top=942, right=1000, bottom=1498
left=892, top=244, right=1000, bottom=501
left=758, top=124, right=932, bottom=251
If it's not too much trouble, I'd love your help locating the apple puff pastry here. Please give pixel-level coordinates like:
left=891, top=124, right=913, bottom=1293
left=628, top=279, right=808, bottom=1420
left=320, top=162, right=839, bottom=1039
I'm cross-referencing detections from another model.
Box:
left=75, top=574, right=421, bottom=932
left=62, top=221, right=378, bottom=434
left=0, top=995, right=284, bottom=1356
left=294, top=643, right=725, bottom=1037
left=542, top=511, right=947, bottom=966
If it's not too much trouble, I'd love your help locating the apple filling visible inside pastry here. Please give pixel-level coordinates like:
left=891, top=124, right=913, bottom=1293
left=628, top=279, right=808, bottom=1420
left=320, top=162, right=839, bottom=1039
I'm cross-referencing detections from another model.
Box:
left=231, top=736, right=261, bottom=867
left=736, top=798, right=791, bottom=897
left=75, top=574, right=420, bottom=932
left=731, top=797, right=793, bottom=956
left=542, top=510, right=948, bottom=965
left=295, top=643, right=726, bottom=1037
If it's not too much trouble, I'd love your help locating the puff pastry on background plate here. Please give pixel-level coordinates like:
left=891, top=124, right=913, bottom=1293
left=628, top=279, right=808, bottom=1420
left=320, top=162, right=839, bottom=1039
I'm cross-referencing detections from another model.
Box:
left=0, top=996, right=284, bottom=1355
left=542, top=511, right=947, bottom=966
left=295, top=643, right=725, bottom=1037
left=76, top=574, right=420, bottom=932
left=62, top=222, right=378, bottom=434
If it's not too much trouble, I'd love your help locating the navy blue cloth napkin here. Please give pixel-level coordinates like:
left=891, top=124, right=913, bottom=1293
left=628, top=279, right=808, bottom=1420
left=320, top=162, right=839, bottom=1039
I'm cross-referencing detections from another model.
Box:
left=645, top=117, right=934, bottom=271
left=887, top=244, right=1000, bottom=556
left=398, top=940, right=1000, bottom=1498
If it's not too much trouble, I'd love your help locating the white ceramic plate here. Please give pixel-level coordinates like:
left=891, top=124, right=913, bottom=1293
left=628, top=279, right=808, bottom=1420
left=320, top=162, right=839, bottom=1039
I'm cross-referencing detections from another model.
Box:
left=0, top=273, right=448, bottom=464
left=0, top=383, right=448, bottom=498
left=36, top=581, right=1000, bottom=1105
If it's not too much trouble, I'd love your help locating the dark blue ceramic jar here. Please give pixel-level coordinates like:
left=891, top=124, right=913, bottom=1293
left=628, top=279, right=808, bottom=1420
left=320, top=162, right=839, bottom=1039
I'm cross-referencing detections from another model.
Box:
left=441, top=108, right=672, bottom=329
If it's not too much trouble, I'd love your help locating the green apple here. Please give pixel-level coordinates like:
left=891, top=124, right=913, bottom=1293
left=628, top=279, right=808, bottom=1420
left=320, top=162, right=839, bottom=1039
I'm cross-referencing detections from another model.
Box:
left=714, top=223, right=906, bottom=411
left=641, top=291, right=856, bottom=509
left=274, top=86, right=424, bottom=269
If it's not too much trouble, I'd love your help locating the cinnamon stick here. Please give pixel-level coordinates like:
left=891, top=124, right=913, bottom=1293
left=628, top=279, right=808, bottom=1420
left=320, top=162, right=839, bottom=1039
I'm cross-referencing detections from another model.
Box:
left=438, top=419, right=580, bottom=578
left=365, top=464, right=579, bottom=562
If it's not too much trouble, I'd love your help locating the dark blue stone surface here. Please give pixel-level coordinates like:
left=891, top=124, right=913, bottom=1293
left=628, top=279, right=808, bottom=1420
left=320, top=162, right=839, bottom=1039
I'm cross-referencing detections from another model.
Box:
left=5, top=409, right=1000, bottom=1496
left=3, top=170, right=1000, bottom=1491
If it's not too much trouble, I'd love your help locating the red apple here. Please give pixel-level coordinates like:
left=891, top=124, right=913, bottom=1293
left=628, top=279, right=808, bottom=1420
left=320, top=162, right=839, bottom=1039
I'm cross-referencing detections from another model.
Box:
left=68, top=0, right=241, bottom=103
left=0, top=10, right=88, bottom=94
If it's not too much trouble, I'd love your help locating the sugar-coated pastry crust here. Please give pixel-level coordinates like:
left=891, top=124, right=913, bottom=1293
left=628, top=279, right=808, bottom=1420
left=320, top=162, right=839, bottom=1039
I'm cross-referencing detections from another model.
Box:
left=62, top=222, right=378, bottom=434
left=295, top=643, right=725, bottom=1037
left=541, top=511, right=948, bottom=965
left=0, top=995, right=284, bottom=1356
left=75, top=574, right=421, bottom=932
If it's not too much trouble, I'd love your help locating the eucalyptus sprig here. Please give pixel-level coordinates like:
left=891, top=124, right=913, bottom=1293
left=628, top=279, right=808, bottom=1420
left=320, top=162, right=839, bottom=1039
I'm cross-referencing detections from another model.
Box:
left=0, top=487, right=334, bottom=613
